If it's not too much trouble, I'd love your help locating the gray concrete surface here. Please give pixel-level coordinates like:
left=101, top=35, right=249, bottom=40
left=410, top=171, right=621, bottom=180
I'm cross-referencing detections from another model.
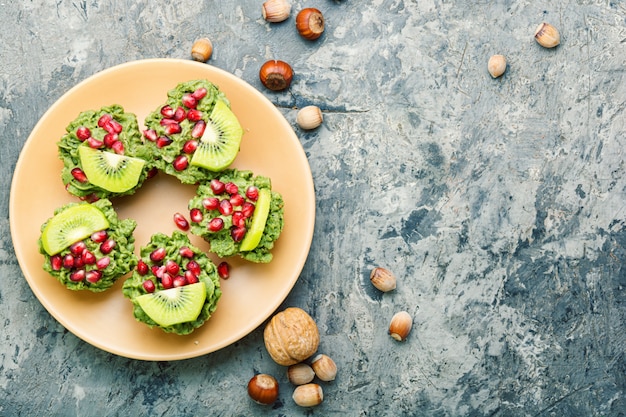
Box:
left=1, top=1, right=625, bottom=416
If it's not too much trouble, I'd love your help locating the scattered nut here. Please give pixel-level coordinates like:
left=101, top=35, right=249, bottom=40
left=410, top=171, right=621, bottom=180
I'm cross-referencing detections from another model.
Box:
left=370, top=267, right=396, bottom=292
left=190, top=38, right=213, bottom=62
left=259, top=60, right=294, bottom=91
left=487, top=54, right=507, bottom=78
left=310, top=354, right=337, bottom=382
left=262, top=0, right=291, bottom=23
left=296, top=106, right=323, bottom=130
left=292, top=383, right=324, bottom=407
left=534, top=22, right=560, bottom=48
left=247, top=373, right=279, bottom=405
left=296, top=8, right=325, bottom=40
left=287, top=363, right=316, bottom=385
left=389, top=311, right=412, bottom=342
left=264, top=307, right=320, bottom=366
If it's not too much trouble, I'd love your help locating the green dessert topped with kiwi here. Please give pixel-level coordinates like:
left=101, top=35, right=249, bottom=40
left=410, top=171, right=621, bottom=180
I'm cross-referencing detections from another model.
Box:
left=58, top=104, right=154, bottom=201
left=142, top=79, right=244, bottom=184
left=38, top=199, right=137, bottom=292
left=187, top=169, right=284, bottom=263
left=122, top=231, right=222, bottom=335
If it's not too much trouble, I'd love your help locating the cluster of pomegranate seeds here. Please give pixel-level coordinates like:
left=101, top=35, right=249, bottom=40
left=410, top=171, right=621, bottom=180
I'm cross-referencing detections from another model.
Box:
left=136, top=245, right=202, bottom=293
left=142, top=87, right=209, bottom=172
left=48, top=230, right=113, bottom=284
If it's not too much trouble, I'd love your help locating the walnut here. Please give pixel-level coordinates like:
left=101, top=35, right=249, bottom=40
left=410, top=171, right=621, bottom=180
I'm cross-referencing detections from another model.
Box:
left=263, top=307, right=320, bottom=366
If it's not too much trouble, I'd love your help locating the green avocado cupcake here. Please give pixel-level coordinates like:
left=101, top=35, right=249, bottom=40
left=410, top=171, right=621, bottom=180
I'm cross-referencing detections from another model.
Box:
left=58, top=104, right=155, bottom=201
left=142, top=79, right=244, bottom=184
left=187, top=169, right=284, bottom=263
left=38, top=199, right=137, bottom=292
left=122, top=231, right=222, bottom=335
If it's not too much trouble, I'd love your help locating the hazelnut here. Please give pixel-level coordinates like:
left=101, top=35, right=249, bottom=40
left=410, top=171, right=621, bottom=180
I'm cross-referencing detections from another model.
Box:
left=389, top=311, right=412, bottom=342
left=263, top=307, right=320, bottom=366
left=310, top=354, right=337, bottom=382
left=296, top=106, right=323, bottom=130
left=296, top=8, right=325, bottom=40
left=190, top=38, right=213, bottom=62
left=259, top=60, right=293, bottom=91
left=247, top=374, right=279, bottom=405
left=534, top=22, right=560, bottom=48
left=262, top=0, right=291, bottom=23
left=292, top=383, right=323, bottom=407
left=287, top=363, right=315, bottom=385
left=487, top=54, right=507, bottom=78
left=370, top=267, right=396, bottom=292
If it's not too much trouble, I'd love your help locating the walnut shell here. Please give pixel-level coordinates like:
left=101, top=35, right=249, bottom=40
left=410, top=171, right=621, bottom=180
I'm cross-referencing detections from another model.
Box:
left=263, top=307, right=320, bottom=366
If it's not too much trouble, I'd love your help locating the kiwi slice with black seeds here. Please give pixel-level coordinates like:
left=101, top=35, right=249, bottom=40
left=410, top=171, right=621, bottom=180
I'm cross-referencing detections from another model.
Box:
left=190, top=99, right=243, bottom=171
left=135, top=282, right=207, bottom=327
left=79, top=146, right=146, bottom=193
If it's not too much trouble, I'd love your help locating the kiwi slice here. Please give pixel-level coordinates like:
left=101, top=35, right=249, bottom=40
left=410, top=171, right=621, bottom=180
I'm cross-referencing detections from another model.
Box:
left=239, top=188, right=272, bottom=251
left=78, top=146, right=146, bottom=193
left=135, top=282, right=207, bottom=327
left=41, top=204, right=110, bottom=255
left=190, top=99, right=243, bottom=171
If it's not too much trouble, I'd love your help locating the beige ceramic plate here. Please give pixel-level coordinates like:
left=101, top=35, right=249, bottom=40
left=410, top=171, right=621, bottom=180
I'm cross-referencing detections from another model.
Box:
left=9, top=59, right=315, bottom=361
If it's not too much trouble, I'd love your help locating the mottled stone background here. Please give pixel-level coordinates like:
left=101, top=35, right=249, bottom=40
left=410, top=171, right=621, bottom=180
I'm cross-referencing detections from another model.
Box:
left=1, top=1, right=625, bottom=416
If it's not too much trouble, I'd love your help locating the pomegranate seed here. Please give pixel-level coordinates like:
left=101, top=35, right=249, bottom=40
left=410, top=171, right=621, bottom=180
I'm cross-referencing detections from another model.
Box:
left=161, top=273, right=174, bottom=289
left=85, top=270, right=102, bottom=283
left=173, top=106, right=187, bottom=122
left=97, top=114, right=112, bottom=128
left=230, top=194, right=244, bottom=207
left=165, top=260, right=180, bottom=276
left=154, top=265, right=166, bottom=279
left=161, top=105, right=175, bottom=118
left=179, top=246, right=194, bottom=258
left=96, top=257, right=110, bottom=270
left=191, top=120, right=206, bottom=138
left=173, top=212, right=190, bottom=230
left=165, top=122, right=182, bottom=135
left=156, top=136, right=173, bottom=148
left=76, top=126, right=91, bottom=141
left=186, top=260, right=201, bottom=276
left=160, top=118, right=177, bottom=126
left=111, top=140, right=125, bottom=155
left=62, top=254, right=74, bottom=269
left=80, top=193, right=99, bottom=203
left=182, top=93, right=197, bottom=109
left=71, top=167, right=88, bottom=183
left=70, top=270, right=86, bottom=282
left=183, top=140, right=198, bottom=154
left=100, top=239, right=116, bottom=254
left=50, top=255, right=63, bottom=271
left=70, top=241, right=87, bottom=256
left=187, top=109, right=202, bottom=122
left=217, top=261, right=230, bottom=279
left=137, top=260, right=149, bottom=275
left=87, top=137, right=104, bottom=148
left=90, top=230, right=108, bottom=243
left=173, top=275, right=187, bottom=287
left=82, top=250, right=96, bottom=265
left=189, top=208, right=204, bottom=223
left=208, top=217, right=224, bottom=232
left=150, top=247, right=166, bottom=262
left=103, top=133, right=118, bottom=147
left=147, top=167, right=159, bottom=179
left=142, top=280, right=156, bottom=293
left=185, top=270, right=199, bottom=284
left=231, top=226, right=247, bottom=242
left=225, top=182, right=239, bottom=195
left=242, top=202, right=255, bottom=218
left=210, top=179, right=225, bottom=194
left=232, top=211, right=246, bottom=228
left=202, top=197, right=219, bottom=210
left=219, top=199, right=233, bottom=216
left=246, top=186, right=259, bottom=201
left=192, top=87, right=207, bottom=100
left=73, top=256, right=84, bottom=269
left=173, top=155, right=189, bottom=171
left=108, top=119, right=123, bottom=134
left=143, top=129, right=158, bottom=141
